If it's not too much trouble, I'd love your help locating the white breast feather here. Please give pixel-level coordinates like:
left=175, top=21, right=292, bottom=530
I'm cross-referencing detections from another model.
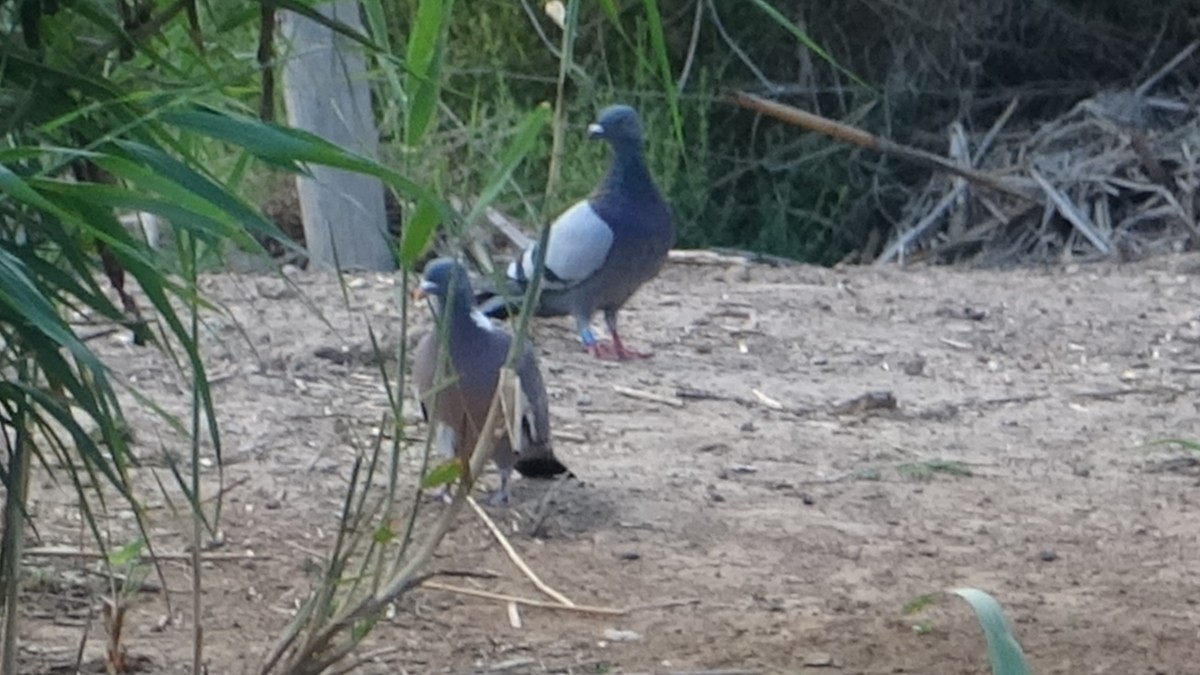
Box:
left=515, top=201, right=613, bottom=289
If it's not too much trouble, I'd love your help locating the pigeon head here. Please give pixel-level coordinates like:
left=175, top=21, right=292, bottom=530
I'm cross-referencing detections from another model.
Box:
left=414, top=258, right=474, bottom=312
left=587, top=105, right=644, bottom=147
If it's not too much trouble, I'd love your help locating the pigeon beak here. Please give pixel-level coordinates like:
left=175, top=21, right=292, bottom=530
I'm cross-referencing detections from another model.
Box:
left=587, top=122, right=605, bottom=140
left=411, top=280, right=435, bottom=301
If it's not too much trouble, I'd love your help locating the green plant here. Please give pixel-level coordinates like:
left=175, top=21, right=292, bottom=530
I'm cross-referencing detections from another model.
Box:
left=252, top=1, right=559, bottom=672
left=1149, top=439, right=1200, bottom=452
left=898, top=460, right=973, bottom=481
left=0, top=2, right=478, bottom=673
left=904, top=588, right=1031, bottom=674
left=951, top=588, right=1032, bottom=675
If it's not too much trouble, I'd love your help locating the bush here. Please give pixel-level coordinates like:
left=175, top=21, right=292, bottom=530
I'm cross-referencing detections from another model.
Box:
left=382, top=0, right=1197, bottom=264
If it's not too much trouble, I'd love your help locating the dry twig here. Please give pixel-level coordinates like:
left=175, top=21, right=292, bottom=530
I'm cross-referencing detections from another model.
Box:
left=467, top=497, right=577, bottom=607
left=613, top=384, right=684, bottom=408
left=734, top=91, right=1035, bottom=200
left=420, top=580, right=623, bottom=615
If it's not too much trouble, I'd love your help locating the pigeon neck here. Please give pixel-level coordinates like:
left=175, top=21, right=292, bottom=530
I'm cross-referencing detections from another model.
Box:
left=602, top=140, right=657, bottom=201
left=438, top=287, right=483, bottom=337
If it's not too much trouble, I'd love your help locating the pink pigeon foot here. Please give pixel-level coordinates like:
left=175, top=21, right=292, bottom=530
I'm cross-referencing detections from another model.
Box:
left=610, top=330, right=652, bottom=360
left=586, top=339, right=623, bottom=360
left=586, top=340, right=652, bottom=360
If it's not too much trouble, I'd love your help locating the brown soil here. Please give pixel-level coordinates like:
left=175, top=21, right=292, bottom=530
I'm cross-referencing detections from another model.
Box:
left=17, top=253, right=1200, bottom=674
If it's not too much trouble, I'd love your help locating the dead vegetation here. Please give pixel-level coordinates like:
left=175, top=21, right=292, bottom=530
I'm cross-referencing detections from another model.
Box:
left=736, top=40, right=1200, bottom=267
left=888, top=41, right=1200, bottom=266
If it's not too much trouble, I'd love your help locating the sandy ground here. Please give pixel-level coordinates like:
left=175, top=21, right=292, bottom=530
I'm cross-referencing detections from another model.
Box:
left=16, top=252, right=1200, bottom=674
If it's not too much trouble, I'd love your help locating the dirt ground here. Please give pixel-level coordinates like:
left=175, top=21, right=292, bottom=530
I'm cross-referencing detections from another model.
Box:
left=17, top=251, right=1200, bottom=674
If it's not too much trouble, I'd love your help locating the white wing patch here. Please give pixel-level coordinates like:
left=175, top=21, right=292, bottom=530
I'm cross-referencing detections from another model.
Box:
left=470, top=309, right=496, bottom=332
left=513, top=201, right=613, bottom=290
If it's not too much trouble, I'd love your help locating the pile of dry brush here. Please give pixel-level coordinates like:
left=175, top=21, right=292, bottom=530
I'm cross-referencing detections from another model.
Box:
left=876, top=41, right=1200, bottom=267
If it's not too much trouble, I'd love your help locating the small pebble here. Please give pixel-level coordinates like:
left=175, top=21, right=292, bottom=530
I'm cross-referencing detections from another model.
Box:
left=603, top=628, right=642, bottom=643
left=1038, top=549, right=1058, bottom=562
left=617, top=551, right=641, bottom=562
left=804, top=652, right=836, bottom=667
left=724, top=264, right=751, bottom=283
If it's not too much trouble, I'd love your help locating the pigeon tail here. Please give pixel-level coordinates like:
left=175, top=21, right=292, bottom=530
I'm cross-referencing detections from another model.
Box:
left=514, top=454, right=573, bottom=479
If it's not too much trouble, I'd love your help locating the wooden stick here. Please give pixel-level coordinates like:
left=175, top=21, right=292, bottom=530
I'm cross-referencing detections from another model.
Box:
left=750, top=389, right=784, bottom=410
left=877, top=97, right=1023, bottom=265
left=23, top=546, right=263, bottom=562
left=646, top=671, right=762, bottom=675
left=467, top=497, right=577, bottom=607
left=552, top=430, right=588, bottom=443
left=734, top=91, right=1036, bottom=201
left=876, top=183, right=966, bottom=265
left=1134, top=40, right=1199, bottom=98
left=1030, top=168, right=1112, bottom=255
left=972, top=97, right=1021, bottom=165
left=667, top=249, right=749, bottom=266
left=420, top=580, right=623, bottom=615
left=483, top=206, right=535, bottom=250
left=613, top=385, right=684, bottom=408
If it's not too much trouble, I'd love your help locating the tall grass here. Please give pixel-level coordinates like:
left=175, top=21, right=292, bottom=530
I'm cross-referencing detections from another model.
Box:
left=0, top=1, right=542, bottom=673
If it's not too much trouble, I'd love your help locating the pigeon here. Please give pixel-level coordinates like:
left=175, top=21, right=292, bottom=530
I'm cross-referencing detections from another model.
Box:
left=411, top=258, right=570, bottom=505
left=478, top=104, right=675, bottom=360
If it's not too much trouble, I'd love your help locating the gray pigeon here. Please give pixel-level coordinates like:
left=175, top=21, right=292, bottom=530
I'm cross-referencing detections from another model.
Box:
left=478, top=104, right=675, bottom=360
left=412, top=258, right=569, bottom=505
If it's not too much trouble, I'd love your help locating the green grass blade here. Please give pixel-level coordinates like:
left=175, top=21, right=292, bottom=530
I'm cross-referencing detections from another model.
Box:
left=404, top=0, right=448, bottom=145
left=1149, top=438, right=1200, bottom=452
left=463, top=102, right=552, bottom=230
left=0, top=247, right=102, bottom=374
left=161, top=107, right=452, bottom=221
left=746, top=0, right=871, bottom=89
left=34, top=178, right=245, bottom=248
left=400, top=196, right=440, bottom=268
left=361, top=0, right=405, bottom=135
left=640, top=0, right=684, bottom=147
left=109, top=140, right=292, bottom=250
left=951, top=588, right=1032, bottom=675
left=0, top=163, right=79, bottom=223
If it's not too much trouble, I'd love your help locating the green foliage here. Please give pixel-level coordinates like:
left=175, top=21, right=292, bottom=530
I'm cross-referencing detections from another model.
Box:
left=404, top=0, right=453, bottom=145
left=377, top=0, right=1194, bottom=264
left=902, top=592, right=939, bottom=616
left=1150, top=438, right=1200, bottom=452
left=898, top=460, right=973, bottom=480
left=0, top=0, right=553, bottom=671
left=420, top=459, right=462, bottom=489
left=951, top=588, right=1033, bottom=675
left=902, top=588, right=1031, bottom=674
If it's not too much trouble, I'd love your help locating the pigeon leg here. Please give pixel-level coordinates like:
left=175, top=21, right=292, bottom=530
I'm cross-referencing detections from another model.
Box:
left=488, top=467, right=513, bottom=506
left=604, top=309, right=651, bottom=360
left=575, top=314, right=621, bottom=360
